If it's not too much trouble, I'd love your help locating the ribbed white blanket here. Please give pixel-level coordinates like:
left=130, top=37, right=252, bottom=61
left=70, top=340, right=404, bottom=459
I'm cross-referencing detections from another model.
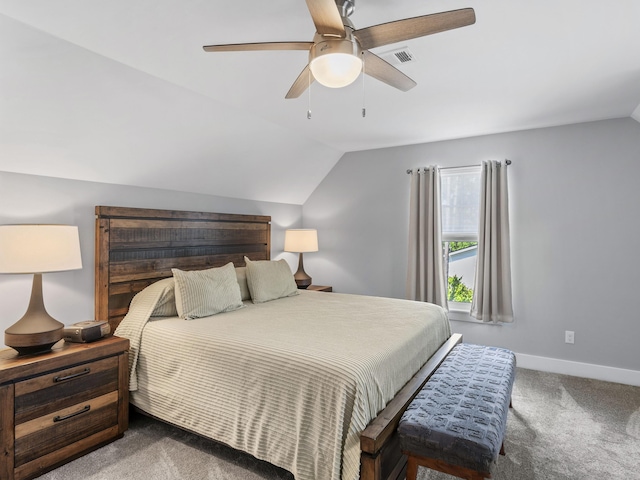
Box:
left=116, top=288, right=450, bottom=480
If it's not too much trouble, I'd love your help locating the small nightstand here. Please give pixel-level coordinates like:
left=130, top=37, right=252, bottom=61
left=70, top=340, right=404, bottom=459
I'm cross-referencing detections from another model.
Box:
left=306, top=285, right=333, bottom=292
left=0, top=336, right=129, bottom=480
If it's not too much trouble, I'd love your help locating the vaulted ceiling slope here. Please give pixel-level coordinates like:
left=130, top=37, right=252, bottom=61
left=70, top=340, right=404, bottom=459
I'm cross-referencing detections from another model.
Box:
left=2, top=1, right=640, bottom=205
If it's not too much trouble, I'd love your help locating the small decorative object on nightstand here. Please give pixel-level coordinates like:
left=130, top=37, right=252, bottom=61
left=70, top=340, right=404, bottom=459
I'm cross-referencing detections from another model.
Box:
left=0, top=336, right=129, bottom=480
left=307, top=285, right=332, bottom=292
left=284, top=229, right=319, bottom=289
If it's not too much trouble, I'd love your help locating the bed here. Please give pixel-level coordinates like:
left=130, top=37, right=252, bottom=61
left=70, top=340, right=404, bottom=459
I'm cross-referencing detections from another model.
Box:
left=94, top=206, right=461, bottom=480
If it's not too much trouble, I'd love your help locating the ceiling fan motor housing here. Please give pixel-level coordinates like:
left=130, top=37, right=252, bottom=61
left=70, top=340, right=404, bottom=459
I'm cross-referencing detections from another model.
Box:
left=309, top=34, right=360, bottom=63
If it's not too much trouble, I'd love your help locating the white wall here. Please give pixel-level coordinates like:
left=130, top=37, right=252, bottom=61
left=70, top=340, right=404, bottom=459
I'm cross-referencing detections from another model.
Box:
left=303, top=118, right=640, bottom=383
left=0, top=171, right=302, bottom=348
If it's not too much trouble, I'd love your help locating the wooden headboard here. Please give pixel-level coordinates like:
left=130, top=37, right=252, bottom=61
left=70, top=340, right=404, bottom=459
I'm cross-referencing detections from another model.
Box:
left=94, top=206, right=271, bottom=331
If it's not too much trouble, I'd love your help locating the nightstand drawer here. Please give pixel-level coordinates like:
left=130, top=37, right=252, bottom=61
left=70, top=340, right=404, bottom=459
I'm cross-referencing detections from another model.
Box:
left=14, top=391, right=118, bottom=468
left=14, top=356, right=119, bottom=424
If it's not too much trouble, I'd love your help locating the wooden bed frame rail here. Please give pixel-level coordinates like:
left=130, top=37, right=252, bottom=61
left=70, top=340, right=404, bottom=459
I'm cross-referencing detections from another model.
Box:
left=93, top=205, right=460, bottom=480
left=360, top=333, right=462, bottom=480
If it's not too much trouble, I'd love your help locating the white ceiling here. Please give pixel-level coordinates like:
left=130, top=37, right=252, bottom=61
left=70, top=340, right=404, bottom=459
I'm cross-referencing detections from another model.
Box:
left=2, top=0, right=640, bottom=204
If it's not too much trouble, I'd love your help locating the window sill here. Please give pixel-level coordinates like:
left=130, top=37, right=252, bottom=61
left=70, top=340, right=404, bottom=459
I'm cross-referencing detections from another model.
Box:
left=447, top=309, right=505, bottom=325
left=447, top=309, right=480, bottom=323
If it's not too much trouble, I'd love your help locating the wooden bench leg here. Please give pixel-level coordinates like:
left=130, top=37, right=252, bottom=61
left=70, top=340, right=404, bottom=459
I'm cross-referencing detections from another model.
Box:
left=403, top=452, right=490, bottom=480
left=406, top=455, right=419, bottom=480
left=502, top=395, right=512, bottom=456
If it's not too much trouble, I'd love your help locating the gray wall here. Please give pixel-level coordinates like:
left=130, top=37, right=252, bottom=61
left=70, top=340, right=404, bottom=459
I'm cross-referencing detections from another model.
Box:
left=0, top=172, right=302, bottom=348
left=303, top=118, right=640, bottom=373
left=3, top=118, right=638, bottom=379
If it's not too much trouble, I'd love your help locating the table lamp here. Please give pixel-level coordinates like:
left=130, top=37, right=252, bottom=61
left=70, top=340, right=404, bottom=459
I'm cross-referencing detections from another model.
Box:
left=284, top=229, right=318, bottom=289
left=0, top=225, right=82, bottom=355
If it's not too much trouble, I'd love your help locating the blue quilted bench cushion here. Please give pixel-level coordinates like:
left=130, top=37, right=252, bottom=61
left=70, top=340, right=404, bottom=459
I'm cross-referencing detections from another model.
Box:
left=398, top=343, right=516, bottom=474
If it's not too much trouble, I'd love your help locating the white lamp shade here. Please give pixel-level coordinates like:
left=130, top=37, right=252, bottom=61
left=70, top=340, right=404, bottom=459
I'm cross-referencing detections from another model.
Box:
left=0, top=225, right=82, bottom=274
left=310, top=53, right=363, bottom=88
left=284, top=229, right=318, bottom=253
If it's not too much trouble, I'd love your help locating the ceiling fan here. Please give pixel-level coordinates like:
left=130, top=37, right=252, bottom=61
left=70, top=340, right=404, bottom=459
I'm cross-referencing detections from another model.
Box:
left=203, top=0, right=475, bottom=99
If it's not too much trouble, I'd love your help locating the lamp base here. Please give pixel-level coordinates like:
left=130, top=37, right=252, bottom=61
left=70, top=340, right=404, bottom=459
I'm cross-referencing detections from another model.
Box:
left=4, top=333, right=62, bottom=356
left=5, top=314, right=64, bottom=356
left=294, top=276, right=312, bottom=289
left=4, top=273, right=64, bottom=356
left=294, top=252, right=312, bottom=289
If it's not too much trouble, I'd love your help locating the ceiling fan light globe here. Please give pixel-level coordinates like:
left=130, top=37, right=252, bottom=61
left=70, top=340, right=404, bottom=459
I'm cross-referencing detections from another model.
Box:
left=309, top=37, right=362, bottom=88
left=310, top=53, right=362, bottom=88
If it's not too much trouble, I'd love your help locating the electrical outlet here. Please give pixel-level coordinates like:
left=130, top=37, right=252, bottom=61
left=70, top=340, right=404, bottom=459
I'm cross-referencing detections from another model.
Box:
left=565, top=330, right=575, bottom=344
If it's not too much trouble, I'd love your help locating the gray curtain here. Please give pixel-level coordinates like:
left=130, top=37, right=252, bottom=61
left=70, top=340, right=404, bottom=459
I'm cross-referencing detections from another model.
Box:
left=471, top=160, right=514, bottom=322
left=406, top=167, right=448, bottom=309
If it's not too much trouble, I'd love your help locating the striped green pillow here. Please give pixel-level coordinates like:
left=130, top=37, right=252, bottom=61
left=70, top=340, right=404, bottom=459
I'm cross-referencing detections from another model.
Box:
left=244, top=257, right=298, bottom=303
left=172, top=263, right=244, bottom=320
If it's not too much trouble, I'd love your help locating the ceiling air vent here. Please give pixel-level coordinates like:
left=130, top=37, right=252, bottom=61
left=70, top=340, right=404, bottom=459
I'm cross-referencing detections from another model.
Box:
left=379, top=47, right=416, bottom=66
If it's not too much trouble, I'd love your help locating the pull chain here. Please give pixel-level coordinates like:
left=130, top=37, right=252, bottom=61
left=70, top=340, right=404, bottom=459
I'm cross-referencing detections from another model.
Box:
left=307, top=68, right=312, bottom=120
left=361, top=52, right=366, bottom=118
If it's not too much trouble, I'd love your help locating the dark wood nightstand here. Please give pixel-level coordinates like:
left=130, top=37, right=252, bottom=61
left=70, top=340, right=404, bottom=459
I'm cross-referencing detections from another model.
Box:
left=306, top=285, right=333, bottom=292
left=0, top=336, right=129, bottom=480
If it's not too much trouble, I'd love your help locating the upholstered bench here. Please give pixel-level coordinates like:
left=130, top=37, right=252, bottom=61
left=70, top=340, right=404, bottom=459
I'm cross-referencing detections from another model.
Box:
left=398, top=343, right=516, bottom=480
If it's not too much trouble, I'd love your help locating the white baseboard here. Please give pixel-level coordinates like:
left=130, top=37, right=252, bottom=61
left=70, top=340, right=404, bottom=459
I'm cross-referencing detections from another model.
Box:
left=515, top=353, right=640, bottom=387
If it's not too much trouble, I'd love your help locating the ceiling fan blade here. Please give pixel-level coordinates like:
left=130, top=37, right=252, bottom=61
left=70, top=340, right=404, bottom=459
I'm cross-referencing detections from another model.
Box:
left=285, top=64, right=315, bottom=99
left=362, top=51, right=416, bottom=92
left=354, top=8, right=475, bottom=50
left=305, top=0, right=346, bottom=37
left=203, top=42, right=313, bottom=52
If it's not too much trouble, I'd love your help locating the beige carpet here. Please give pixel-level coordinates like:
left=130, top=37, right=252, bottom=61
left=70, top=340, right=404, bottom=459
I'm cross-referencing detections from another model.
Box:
left=39, top=368, right=640, bottom=480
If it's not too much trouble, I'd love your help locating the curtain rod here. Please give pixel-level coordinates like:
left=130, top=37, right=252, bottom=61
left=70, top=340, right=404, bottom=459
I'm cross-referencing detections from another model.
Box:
left=406, top=159, right=512, bottom=175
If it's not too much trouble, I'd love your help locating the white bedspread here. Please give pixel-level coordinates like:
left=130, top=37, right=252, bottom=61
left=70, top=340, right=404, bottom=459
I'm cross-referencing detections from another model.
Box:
left=116, top=288, right=450, bottom=480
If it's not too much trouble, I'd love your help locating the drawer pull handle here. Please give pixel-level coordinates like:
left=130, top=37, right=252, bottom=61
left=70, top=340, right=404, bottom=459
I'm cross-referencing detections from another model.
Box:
left=53, top=405, right=91, bottom=422
left=53, top=367, right=90, bottom=383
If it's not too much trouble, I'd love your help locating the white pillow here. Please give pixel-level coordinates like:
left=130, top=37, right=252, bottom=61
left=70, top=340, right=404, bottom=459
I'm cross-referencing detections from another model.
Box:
left=244, top=256, right=298, bottom=304
left=172, top=263, right=244, bottom=319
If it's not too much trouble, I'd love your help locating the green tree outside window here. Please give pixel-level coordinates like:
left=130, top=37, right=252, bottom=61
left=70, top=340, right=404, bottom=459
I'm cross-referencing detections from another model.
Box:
left=448, top=275, right=473, bottom=303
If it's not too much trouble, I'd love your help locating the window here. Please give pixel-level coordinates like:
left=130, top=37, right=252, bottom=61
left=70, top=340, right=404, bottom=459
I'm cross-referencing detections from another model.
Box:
left=441, top=166, right=481, bottom=312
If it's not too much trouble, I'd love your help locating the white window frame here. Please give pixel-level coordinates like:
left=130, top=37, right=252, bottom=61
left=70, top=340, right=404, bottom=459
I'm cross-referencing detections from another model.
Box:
left=440, top=166, right=481, bottom=315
